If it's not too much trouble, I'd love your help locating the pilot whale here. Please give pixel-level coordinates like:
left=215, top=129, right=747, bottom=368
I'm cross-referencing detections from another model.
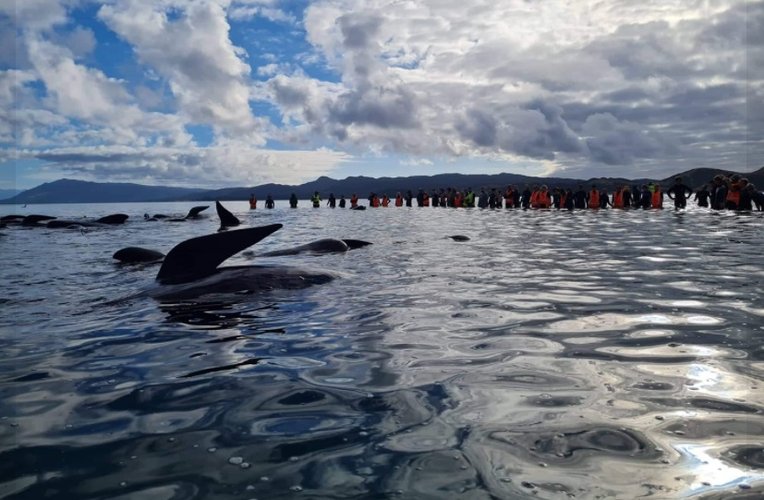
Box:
left=114, top=224, right=353, bottom=300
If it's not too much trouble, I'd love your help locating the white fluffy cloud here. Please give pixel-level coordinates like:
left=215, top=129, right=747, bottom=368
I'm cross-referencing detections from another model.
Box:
left=2, top=0, right=761, bottom=187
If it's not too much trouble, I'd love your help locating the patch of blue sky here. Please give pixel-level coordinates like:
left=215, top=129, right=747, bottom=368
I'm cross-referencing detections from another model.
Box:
left=185, top=124, right=214, bottom=147
left=229, top=5, right=340, bottom=83
left=249, top=101, right=283, bottom=127
left=0, top=159, right=54, bottom=190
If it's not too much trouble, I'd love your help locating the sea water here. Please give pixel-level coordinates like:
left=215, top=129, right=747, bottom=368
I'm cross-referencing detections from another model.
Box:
left=0, top=202, right=762, bottom=499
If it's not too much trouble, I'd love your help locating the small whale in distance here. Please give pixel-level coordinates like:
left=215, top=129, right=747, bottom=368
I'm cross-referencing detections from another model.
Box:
left=448, top=235, right=470, bottom=242
left=258, top=238, right=373, bottom=257
left=350, top=206, right=366, bottom=211
left=215, top=201, right=240, bottom=229
left=96, top=214, right=129, bottom=225
left=113, top=247, right=165, bottom=264
left=22, top=215, right=57, bottom=226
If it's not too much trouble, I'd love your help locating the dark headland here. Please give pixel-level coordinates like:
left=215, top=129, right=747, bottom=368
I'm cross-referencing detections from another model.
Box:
left=3, top=167, right=762, bottom=204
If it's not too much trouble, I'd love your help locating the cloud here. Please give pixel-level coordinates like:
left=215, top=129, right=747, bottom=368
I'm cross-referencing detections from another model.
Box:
left=16, top=143, right=350, bottom=187
left=98, top=0, right=259, bottom=137
left=2, top=0, right=761, bottom=187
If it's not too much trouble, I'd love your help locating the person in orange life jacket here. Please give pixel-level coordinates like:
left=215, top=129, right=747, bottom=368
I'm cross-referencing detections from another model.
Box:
left=339, top=195, right=346, bottom=208
left=249, top=194, right=257, bottom=209
left=532, top=186, right=551, bottom=208
left=327, top=193, right=336, bottom=208
left=371, top=194, right=380, bottom=208
left=651, top=184, right=663, bottom=209
left=504, top=187, right=514, bottom=208
left=725, top=175, right=743, bottom=210
left=350, top=193, right=359, bottom=208
left=382, top=195, right=390, bottom=207
left=612, top=187, right=625, bottom=209
left=666, top=177, right=693, bottom=209
left=588, top=185, right=600, bottom=209
left=454, top=191, right=463, bottom=208
left=395, top=192, right=403, bottom=207
left=529, top=187, right=539, bottom=208
left=423, top=191, right=430, bottom=206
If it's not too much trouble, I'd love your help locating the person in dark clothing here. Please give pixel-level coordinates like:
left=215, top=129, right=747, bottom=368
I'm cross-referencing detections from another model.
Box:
left=416, top=189, right=424, bottom=207
left=431, top=190, right=440, bottom=207
left=564, top=189, right=574, bottom=210
left=694, top=185, right=710, bottom=207
left=750, top=185, right=764, bottom=211
left=289, top=193, right=298, bottom=208
left=641, top=185, right=652, bottom=209
left=327, top=193, right=336, bottom=208
left=265, top=194, right=275, bottom=209
left=599, top=189, right=611, bottom=209
left=711, top=176, right=727, bottom=209
left=478, top=189, right=488, bottom=208
left=622, top=186, right=632, bottom=208
left=631, top=185, right=641, bottom=208
left=738, top=183, right=754, bottom=211
left=573, top=185, right=587, bottom=209
left=666, top=177, right=693, bottom=209
left=521, top=186, right=532, bottom=209
left=405, top=190, right=413, bottom=207
left=339, top=195, right=346, bottom=208
left=552, top=188, right=562, bottom=209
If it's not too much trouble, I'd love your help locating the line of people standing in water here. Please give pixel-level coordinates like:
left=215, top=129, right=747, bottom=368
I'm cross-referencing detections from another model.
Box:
left=248, top=175, right=763, bottom=211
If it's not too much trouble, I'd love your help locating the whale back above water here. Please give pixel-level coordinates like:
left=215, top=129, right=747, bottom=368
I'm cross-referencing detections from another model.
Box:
left=156, top=224, right=283, bottom=285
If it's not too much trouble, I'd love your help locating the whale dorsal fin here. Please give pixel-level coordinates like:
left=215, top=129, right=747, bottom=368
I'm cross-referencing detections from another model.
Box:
left=156, top=224, right=282, bottom=284
left=186, top=205, right=209, bottom=219
left=216, top=201, right=240, bottom=228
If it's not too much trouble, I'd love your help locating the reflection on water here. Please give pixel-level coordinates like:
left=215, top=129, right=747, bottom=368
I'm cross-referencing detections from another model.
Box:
left=1, top=202, right=763, bottom=499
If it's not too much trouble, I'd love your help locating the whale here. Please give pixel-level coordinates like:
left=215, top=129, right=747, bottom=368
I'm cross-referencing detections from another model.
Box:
left=113, top=247, right=165, bottom=264
left=258, top=238, right=372, bottom=257
left=152, top=205, right=210, bottom=222
left=111, top=224, right=353, bottom=300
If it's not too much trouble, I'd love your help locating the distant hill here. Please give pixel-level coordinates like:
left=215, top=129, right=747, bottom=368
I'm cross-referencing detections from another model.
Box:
left=3, top=167, right=761, bottom=204
left=660, top=167, right=764, bottom=189
left=2, top=179, right=206, bottom=204
left=0, top=188, right=22, bottom=200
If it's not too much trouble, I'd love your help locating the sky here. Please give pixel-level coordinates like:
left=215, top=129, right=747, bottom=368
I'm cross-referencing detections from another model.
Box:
left=1, top=0, right=762, bottom=189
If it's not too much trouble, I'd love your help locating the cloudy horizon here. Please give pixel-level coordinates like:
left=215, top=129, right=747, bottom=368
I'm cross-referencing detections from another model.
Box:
left=1, top=0, right=762, bottom=189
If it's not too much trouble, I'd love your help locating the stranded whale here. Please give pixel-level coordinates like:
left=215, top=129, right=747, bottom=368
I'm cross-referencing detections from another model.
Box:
left=112, top=224, right=364, bottom=300
left=258, top=238, right=372, bottom=257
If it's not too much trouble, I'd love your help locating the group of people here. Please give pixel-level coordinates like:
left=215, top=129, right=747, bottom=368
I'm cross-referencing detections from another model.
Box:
left=248, top=175, right=763, bottom=212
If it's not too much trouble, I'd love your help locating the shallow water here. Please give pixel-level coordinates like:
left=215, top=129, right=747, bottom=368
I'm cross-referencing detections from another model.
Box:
left=1, top=202, right=763, bottom=499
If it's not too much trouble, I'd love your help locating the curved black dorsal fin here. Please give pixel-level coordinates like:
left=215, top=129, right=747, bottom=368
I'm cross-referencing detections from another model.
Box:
left=156, top=224, right=282, bottom=284
left=216, top=201, right=240, bottom=228
left=186, top=205, right=209, bottom=219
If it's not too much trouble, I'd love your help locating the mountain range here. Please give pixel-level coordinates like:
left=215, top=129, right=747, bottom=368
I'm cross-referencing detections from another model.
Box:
left=3, top=167, right=762, bottom=204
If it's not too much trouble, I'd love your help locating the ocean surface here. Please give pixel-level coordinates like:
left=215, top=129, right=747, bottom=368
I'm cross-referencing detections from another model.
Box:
left=1, top=201, right=763, bottom=500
